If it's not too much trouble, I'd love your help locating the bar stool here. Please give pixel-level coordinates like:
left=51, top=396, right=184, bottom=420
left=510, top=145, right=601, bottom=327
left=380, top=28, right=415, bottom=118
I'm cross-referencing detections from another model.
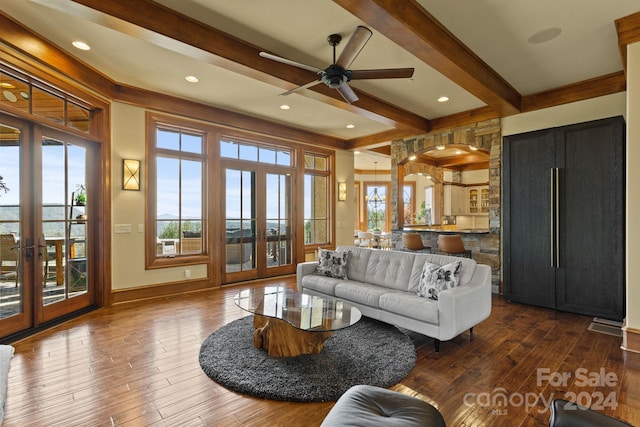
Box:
left=435, top=234, right=472, bottom=258
left=401, top=233, right=431, bottom=253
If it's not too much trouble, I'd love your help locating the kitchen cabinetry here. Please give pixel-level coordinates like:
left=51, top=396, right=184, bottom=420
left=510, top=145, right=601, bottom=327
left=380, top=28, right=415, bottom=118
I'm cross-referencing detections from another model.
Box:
left=466, top=186, right=489, bottom=214
left=443, top=184, right=464, bottom=215
left=503, top=116, right=625, bottom=321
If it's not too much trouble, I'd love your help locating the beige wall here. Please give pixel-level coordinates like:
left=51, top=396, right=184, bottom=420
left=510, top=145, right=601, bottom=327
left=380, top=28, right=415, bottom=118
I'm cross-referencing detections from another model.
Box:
left=335, top=150, right=356, bottom=247
left=111, top=103, right=207, bottom=291
left=626, top=41, right=640, bottom=331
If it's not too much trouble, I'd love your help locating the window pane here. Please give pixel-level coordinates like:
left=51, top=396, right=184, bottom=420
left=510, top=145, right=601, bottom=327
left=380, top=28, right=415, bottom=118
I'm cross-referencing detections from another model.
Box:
left=220, top=140, right=238, bottom=159
left=239, top=144, right=258, bottom=162
left=259, top=147, right=276, bottom=164
left=157, top=156, right=179, bottom=217
left=303, top=173, right=328, bottom=245
left=157, top=129, right=179, bottom=150
left=181, top=160, right=202, bottom=218
left=304, top=154, right=313, bottom=169
left=0, top=72, right=29, bottom=114
left=182, top=133, right=202, bottom=154
left=241, top=171, right=253, bottom=218
left=67, top=102, right=90, bottom=133
left=277, top=150, right=291, bottom=166
left=32, top=86, right=64, bottom=124
left=314, top=156, right=327, bottom=171
left=225, top=169, right=241, bottom=217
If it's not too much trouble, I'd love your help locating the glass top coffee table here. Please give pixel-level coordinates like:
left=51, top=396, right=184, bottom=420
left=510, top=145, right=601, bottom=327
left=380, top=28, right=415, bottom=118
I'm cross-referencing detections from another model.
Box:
left=234, top=286, right=362, bottom=357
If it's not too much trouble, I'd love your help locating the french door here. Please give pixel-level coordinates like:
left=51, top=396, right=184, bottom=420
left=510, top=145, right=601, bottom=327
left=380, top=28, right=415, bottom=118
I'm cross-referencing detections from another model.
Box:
left=0, top=114, right=96, bottom=337
left=223, top=164, right=294, bottom=283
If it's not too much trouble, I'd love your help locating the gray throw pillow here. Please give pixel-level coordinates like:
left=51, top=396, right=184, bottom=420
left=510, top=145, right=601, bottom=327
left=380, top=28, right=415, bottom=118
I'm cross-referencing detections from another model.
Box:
left=417, top=261, right=462, bottom=300
left=315, top=248, right=350, bottom=280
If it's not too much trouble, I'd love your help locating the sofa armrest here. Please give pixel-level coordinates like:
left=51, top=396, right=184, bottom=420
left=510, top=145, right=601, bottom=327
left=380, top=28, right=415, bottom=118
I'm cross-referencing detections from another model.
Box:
left=437, top=264, right=492, bottom=341
left=296, top=261, right=318, bottom=292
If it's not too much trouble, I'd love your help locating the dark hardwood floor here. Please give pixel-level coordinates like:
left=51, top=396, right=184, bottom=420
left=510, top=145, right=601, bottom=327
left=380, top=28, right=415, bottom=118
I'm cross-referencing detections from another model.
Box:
left=3, top=276, right=639, bottom=426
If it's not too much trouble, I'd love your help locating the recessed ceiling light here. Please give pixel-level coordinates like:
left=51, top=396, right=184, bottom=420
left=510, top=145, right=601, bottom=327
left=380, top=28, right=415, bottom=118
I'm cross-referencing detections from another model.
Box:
left=354, top=151, right=361, bottom=154
left=279, top=104, right=290, bottom=110
left=346, top=124, right=355, bottom=129
left=437, top=96, right=449, bottom=103
left=436, top=145, right=445, bottom=150
left=0, top=83, right=15, bottom=89
left=408, top=154, right=417, bottom=161
left=72, top=41, right=90, bottom=51
left=528, top=27, right=562, bottom=44
left=455, top=150, right=462, bottom=155
left=185, top=75, right=199, bottom=83
left=426, top=175, right=431, bottom=179
left=469, top=145, right=478, bottom=151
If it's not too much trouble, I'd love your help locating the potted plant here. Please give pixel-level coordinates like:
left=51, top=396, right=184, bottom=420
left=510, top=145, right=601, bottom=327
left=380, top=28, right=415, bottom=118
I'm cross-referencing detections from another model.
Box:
left=0, top=175, right=8, bottom=197
left=74, top=184, right=86, bottom=205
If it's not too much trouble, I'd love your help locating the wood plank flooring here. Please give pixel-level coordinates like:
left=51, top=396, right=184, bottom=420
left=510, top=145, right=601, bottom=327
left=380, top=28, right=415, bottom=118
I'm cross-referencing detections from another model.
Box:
left=3, top=276, right=640, bottom=426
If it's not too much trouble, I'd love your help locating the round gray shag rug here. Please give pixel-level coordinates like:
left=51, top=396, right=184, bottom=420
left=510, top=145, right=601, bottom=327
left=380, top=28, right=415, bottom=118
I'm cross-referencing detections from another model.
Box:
left=199, top=316, right=416, bottom=402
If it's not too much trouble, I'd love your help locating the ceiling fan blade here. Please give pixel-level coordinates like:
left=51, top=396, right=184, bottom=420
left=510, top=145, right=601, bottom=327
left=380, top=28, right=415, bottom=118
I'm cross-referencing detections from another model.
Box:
left=259, top=51, right=322, bottom=73
left=281, top=79, right=323, bottom=96
left=350, top=68, right=415, bottom=80
left=336, top=81, right=359, bottom=104
left=336, top=26, right=372, bottom=69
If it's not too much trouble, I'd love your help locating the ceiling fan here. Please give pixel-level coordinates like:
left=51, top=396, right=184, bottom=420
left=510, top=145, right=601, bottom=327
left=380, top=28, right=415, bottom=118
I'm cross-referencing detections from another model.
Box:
left=259, top=26, right=414, bottom=104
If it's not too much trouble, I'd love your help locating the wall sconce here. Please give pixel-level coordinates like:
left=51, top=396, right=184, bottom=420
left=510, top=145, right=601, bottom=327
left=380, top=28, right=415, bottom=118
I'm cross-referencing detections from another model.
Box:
left=338, top=182, right=347, bottom=201
left=123, top=159, right=141, bottom=191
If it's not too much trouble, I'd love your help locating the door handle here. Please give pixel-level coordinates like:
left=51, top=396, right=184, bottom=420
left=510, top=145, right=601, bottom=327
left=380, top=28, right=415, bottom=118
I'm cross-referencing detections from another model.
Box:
left=21, top=239, right=35, bottom=262
left=550, top=168, right=560, bottom=268
left=555, top=168, right=560, bottom=268
left=550, top=169, right=555, bottom=267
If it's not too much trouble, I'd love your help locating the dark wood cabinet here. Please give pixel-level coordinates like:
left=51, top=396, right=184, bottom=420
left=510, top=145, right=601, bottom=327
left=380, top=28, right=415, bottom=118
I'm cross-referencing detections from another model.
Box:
left=503, top=116, right=625, bottom=321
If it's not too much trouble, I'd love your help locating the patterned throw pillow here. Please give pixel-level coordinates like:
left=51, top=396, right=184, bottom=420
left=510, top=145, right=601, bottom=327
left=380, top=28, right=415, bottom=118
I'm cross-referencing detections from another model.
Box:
left=416, top=261, right=462, bottom=300
left=315, top=248, right=350, bottom=280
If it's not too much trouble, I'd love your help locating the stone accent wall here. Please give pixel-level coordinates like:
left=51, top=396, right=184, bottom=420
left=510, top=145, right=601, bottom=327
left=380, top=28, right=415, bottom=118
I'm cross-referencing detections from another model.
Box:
left=390, top=119, right=502, bottom=289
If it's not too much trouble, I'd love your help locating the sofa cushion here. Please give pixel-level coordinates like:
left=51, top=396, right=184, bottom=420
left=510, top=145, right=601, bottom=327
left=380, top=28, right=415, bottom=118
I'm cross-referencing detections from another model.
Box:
left=315, top=248, right=350, bottom=279
left=416, top=261, right=462, bottom=300
left=379, top=292, right=439, bottom=324
left=337, top=246, right=371, bottom=283
left=363, top=250, right=416, bottom=291
left=335, top=282, right=401, bottom=308
left=301, top=274, right=345, bottom=296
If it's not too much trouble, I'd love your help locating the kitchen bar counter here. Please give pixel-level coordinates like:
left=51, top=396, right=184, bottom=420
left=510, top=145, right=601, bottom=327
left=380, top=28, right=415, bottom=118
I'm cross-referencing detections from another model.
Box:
left=390, top=226, right=499, bottom=290
left=401, top=225, right=490, bottom=234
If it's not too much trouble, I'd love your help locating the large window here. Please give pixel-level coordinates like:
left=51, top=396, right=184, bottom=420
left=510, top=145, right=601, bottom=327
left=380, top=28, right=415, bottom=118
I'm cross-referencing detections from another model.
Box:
left=153, top=125, right=205, bottom=259
left=304, top=153, right=330, bottom=246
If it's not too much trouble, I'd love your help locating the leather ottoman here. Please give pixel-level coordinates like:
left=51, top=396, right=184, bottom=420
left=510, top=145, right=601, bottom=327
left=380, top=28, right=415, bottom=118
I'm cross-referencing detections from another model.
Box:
left=321, top=385, right=446, bottom=427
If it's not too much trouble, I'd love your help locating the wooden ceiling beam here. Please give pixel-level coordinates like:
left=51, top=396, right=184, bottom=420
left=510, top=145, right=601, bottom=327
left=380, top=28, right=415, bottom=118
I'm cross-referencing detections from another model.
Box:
left=616, top=11, right=640, bottom=75
left=521, top=72, right=626, bottom=112
left=58, top=0, right=428, bottom=133
left=333, top=0, right=522, bottom=116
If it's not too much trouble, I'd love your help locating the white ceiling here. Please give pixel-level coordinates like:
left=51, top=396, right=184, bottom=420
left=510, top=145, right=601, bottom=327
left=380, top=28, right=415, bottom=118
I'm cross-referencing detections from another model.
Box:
left=1, top=0, right=638, bottom=171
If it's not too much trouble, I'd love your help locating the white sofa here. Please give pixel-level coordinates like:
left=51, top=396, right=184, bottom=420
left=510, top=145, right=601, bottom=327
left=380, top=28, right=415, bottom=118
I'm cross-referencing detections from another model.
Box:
left=297, top=246, right=492, bottom=351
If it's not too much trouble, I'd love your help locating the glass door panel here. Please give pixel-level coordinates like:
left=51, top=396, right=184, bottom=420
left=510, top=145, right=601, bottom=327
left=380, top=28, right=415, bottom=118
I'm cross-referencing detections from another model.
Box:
left=223, top=165, right=295, bottom=283
left=0, top=123, right=26, bottom=330
left=225, top=169, right=256, bottom=275
left=41, top=137, right=89, bottom=306
left=265, top=172, right=292, bottom=269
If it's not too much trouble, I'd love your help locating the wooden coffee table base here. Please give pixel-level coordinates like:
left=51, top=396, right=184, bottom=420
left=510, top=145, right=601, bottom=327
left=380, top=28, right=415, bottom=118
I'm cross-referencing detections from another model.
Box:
left=252, top=314, right=334, bottom=357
